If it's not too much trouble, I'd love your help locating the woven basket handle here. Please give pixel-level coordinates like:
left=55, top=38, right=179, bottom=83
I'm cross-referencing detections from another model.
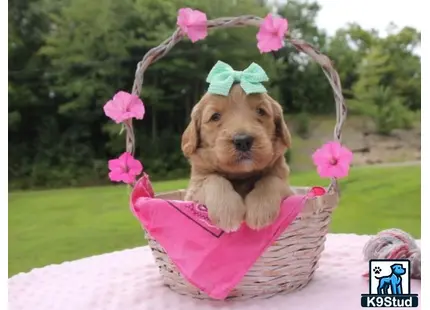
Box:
left=125, top=15, right=347, bottom=193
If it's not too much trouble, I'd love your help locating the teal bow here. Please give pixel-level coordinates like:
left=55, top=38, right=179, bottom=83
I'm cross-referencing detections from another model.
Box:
left=206, top=61, right=269, bottom=96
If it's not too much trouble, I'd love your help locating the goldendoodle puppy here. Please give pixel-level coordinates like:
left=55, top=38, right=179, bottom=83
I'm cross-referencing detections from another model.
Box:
left=181, top=84, right=293, bottom=232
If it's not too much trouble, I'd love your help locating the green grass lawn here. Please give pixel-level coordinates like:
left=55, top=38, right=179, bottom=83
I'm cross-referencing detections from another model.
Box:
left=8, top=165, right=421, bottom=277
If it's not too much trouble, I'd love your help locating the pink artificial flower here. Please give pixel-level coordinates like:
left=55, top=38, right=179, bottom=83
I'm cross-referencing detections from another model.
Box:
left=108, top=152, right=143, bottom=184
left=177, top=8, right=208, bottom=43
left=103, top=91, right=145, bottom=124
left=256, top=13, right=288, bottom=53
left=312, top=141, right=353, bottom=179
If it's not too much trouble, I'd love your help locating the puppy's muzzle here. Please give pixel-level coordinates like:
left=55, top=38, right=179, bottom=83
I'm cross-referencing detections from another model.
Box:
left=233, top=134, right=254, bottom=152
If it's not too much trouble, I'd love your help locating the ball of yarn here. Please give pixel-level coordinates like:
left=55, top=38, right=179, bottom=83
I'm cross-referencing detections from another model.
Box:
left=363, top=228, right=421, bottom=279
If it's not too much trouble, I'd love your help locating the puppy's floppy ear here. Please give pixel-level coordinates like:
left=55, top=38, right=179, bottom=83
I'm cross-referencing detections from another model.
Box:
left=269, top=97, right=291, bottom=148
left=181, top=106, right=201, bottom=157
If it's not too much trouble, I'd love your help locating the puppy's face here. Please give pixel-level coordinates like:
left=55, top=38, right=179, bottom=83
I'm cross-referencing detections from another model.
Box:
left=182, top=84, right=291, bottom=175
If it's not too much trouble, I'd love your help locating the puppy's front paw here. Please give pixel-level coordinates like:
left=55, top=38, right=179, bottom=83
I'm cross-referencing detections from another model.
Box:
left=206, top=193, right=246, bottom=233
left=245, top=190, right=282, bottom=230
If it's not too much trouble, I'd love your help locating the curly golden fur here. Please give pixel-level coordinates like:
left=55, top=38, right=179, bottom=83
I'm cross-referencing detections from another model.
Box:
left=181, top=84, right=294, bottom=231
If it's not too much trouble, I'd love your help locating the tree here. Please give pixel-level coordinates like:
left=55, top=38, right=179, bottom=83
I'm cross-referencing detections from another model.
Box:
left=276, top=0, right=333, bottom=114
left=379, top=26, right=421, bottom=110
left=8, top=0, right=57, bottom=188
left=349, top=46, right=415, bottom=134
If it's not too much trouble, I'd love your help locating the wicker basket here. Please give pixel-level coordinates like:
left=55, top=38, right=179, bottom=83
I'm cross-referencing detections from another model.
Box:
left=123, top=15, right=347, bottom=300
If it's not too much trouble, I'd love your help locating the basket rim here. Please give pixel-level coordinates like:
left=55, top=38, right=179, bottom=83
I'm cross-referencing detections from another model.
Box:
left=150, top=186, right=339, bottom=214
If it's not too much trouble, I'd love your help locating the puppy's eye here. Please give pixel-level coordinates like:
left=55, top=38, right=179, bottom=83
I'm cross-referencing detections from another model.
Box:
left=256, top=108, right=266, bottom=116
left=209, top=112, right=221, bottom=122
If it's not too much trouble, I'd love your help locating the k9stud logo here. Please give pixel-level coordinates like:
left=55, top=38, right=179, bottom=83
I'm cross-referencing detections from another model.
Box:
left=361, top=259, right=419, bottom=308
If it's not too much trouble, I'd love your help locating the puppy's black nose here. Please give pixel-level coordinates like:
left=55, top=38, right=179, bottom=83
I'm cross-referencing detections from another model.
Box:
left=233, top=134, right=254, bottom=152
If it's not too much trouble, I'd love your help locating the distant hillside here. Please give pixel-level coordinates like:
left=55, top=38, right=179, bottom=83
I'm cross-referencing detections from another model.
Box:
left=286, top=115, right=421, bottom=172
